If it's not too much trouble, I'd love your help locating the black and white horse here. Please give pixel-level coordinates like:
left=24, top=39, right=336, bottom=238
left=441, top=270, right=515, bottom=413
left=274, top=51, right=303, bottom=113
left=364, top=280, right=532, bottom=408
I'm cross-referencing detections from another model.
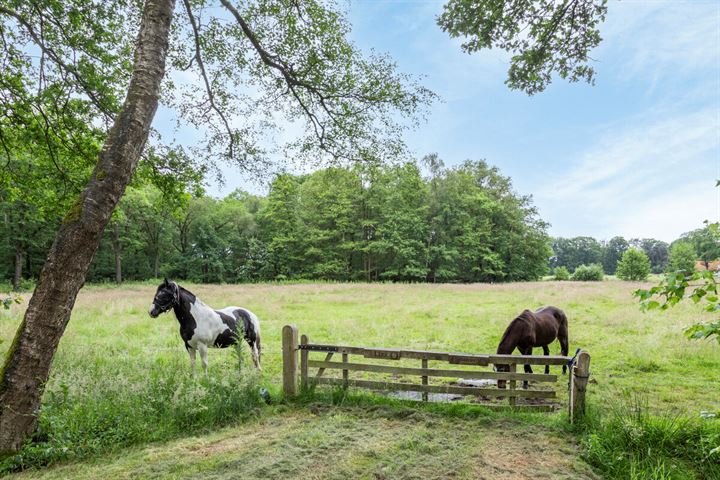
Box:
left=149, top=279, right=261, bottom=373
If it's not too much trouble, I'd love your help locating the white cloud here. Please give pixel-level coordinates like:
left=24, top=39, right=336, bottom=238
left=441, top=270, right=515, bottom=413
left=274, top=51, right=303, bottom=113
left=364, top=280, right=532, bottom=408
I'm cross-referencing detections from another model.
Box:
left=599, top=1, right=719, bottom=84
left=537, top=106, right=719, bottom=241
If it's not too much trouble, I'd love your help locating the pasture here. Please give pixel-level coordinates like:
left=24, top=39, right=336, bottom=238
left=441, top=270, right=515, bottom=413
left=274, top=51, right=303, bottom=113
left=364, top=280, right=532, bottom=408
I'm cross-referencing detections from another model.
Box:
left=1, top=280, right=718, bottom=479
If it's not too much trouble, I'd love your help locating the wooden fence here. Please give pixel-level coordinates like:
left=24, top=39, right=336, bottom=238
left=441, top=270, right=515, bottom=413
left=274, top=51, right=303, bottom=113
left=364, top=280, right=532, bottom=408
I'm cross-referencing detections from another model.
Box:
left=282, top=325, right=591, bottom=422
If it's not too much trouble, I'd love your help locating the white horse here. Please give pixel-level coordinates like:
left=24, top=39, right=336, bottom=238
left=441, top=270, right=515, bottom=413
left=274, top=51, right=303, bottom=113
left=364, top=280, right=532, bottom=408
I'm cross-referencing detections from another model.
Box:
left=149, top=279, right=261, bottom=374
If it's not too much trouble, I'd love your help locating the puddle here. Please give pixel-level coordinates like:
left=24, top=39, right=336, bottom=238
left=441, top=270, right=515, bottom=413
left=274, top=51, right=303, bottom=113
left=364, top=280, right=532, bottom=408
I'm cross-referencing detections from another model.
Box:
left=386, top=391, right=464, bottom=402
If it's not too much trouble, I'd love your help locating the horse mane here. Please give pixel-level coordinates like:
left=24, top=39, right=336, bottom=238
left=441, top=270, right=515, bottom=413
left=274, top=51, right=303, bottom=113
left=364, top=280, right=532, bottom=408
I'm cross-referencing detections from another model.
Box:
left=176, top=284, right=196, bottom=302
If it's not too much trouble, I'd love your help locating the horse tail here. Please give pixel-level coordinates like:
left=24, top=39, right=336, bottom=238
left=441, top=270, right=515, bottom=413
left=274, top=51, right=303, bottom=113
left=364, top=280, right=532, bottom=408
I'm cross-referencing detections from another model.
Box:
left=556, top=309, right=569, bottom=373
left=256, top=333, right=261, bottom=361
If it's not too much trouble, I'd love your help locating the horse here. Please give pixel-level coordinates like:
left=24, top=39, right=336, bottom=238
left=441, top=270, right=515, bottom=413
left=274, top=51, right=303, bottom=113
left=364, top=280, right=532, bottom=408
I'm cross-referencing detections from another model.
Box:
left=494, top=306, right=568, bottom=389
left=148, top=279, right=261, bottom=374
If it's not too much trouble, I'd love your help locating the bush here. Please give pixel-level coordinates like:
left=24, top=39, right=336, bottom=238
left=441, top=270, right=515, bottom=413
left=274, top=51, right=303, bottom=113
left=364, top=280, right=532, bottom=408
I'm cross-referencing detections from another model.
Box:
left=553, top=266, right=570, bottom=280
left=571, top=264, right=604, bottom=281
left=616, top=248, right=651, bottom=281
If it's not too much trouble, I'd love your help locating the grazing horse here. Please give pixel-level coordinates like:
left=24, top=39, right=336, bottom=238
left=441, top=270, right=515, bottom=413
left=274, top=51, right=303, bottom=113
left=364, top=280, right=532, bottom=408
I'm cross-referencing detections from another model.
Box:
left=149, top=279, right=261, bottom=374
left=495, top=306, right=568, bottom=389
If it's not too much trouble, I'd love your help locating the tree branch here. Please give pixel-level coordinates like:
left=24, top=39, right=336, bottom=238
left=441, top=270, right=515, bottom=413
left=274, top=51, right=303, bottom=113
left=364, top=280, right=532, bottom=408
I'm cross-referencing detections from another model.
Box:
left=182, top=0, right=235, bottom=158
left=0, top=5, right=115, bottom=118
left=219, top=0, right=334, bottom=151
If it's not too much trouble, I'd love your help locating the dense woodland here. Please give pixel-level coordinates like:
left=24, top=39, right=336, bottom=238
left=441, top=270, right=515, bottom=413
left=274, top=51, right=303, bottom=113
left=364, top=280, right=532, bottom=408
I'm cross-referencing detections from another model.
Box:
left=1, top=156, right=551, bottom=285
left=2, top=153, right=711, bottom=288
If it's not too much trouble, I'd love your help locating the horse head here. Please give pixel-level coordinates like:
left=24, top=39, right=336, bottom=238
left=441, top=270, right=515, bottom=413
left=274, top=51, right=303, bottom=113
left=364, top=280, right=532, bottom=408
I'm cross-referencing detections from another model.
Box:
left=494, top=363, right=510, bottom=389
left=149, top=278, right=180, bottom=318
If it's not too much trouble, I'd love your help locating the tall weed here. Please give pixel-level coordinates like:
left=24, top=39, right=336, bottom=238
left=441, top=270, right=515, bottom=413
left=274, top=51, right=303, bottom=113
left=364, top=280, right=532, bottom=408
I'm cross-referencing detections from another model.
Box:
left=0, top=359, right=262, bottom=473
left=580, top=396, right=720, bottom=479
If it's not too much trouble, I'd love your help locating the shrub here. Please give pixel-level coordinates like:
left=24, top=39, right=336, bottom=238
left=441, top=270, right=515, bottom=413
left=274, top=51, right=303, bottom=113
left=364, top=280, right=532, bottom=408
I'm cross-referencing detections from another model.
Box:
left=571, top=263, right=604, bottom=281
left=553, top=266, right=570, bottom=280
left=616, top=248, right=651, bottom=281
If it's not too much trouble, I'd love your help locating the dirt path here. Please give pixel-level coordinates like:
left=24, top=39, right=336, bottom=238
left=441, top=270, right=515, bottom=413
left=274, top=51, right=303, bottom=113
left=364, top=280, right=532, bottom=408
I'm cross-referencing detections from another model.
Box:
left=9, top=407, right=599, bottom=480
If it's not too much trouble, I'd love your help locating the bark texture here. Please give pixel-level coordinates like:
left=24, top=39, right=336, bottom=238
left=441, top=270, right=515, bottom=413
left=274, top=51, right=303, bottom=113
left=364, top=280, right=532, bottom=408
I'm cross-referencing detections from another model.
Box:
left=0, top=0, right=176, bottom=454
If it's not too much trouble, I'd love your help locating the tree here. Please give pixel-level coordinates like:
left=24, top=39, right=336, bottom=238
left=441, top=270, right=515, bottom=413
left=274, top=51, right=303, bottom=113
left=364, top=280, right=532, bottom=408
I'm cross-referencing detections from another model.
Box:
left=636, top=224, right=720, bottom=343
left=258, top=174, right=305, bottom=280
left=668, top=241, right=697, bottom=274
left=616, top=248, right=651, bottom=281
left=0, top=0, right=175, bottom=453
left=680, top=226, right=720, bottom=267
left=602, top=236, right=628, bottom=275
left=425, top=158, right=550, bottom=282
left=1, top=0, right=431, bottom=453
left=551, top=236, right=603, bottom=272
left=371, top=163, right=429, bottom=282
left=438, top=0, right=609, bottom=94
left=1, top=0, right=614, bottom=453
left=630, top=238, right=669, bottom=274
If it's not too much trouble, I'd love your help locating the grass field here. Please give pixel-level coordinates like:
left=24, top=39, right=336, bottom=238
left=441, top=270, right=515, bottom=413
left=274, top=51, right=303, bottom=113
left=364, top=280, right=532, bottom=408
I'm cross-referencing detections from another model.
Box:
left=1, top=280, right=719, bottom=478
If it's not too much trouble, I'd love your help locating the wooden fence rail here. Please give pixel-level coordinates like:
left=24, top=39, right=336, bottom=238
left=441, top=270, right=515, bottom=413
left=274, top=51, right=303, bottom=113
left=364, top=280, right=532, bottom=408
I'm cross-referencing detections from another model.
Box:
left=282, top=324, right=591, bottom=422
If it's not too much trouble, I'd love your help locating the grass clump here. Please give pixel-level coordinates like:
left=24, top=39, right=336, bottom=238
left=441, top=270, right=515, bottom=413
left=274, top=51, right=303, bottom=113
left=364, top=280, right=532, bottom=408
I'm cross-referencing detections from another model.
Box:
left=0, top=363, right=263, bottom=474
left=579, top=396, right=720, bottom=480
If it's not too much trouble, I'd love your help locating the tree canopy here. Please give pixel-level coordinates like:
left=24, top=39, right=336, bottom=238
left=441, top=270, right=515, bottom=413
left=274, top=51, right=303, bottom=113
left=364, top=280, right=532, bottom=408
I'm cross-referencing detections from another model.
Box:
left=78, top=158, right=551, bottom=284
left=438, top=0, right=608, bottom=94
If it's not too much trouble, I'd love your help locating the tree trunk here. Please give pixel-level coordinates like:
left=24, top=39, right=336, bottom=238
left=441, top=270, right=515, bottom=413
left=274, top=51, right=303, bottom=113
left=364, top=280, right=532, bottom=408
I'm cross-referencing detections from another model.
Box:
left=111, top=223, right=123, bottom=284
left=0, top=0, right=175, bottom=455
left=12, top=244, right=23, bottom=291
left=153, top=252, right=160, bottom=279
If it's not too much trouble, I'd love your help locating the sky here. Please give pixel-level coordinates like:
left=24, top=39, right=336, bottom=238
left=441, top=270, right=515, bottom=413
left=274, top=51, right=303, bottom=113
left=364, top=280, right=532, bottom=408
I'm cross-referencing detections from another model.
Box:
left=173, top=0, right=720, bottom=243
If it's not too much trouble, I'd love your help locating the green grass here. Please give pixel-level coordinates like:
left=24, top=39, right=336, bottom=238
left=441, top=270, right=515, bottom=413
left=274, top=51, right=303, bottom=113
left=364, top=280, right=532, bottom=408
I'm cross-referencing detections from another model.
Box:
left=1, top=280, right=719, bottom=478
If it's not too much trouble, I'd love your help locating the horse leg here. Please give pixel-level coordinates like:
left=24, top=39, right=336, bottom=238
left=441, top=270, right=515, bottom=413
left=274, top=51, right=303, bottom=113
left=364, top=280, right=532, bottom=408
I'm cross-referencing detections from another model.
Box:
left=198, top=343, right=209, bottom=376
left=519, top=346, right=533, bottom=389
left=543, top=345, right=550, bottom=374
left=187, top=346, right=197, bottom=376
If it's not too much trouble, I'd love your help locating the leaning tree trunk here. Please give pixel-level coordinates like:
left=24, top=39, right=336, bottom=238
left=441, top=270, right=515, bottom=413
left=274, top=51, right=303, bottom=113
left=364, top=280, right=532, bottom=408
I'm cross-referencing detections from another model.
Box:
left=0, top=0, right=175, bottom=454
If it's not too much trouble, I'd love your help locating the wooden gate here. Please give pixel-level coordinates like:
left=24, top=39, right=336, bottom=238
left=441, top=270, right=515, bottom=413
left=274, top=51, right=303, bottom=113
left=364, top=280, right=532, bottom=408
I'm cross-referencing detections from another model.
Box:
left=281, top=325, right=590, bottom=422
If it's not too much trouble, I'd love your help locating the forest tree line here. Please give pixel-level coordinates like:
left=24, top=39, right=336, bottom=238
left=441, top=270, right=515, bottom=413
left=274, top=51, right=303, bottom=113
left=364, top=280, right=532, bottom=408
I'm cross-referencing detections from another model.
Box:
left=2, top=157, right=553, bottom=286
left=2, top=156, right=713, bottom=288
left=550, top=228, right=716, bottom=276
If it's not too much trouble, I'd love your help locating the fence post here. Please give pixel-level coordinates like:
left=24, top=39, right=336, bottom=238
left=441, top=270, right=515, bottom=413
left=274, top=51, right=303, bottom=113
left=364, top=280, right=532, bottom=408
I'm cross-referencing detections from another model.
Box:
left=570, top=351, right=591, bottom=423
left=421, top=358, right=428, bottom=402
left=508, top=363, right=517, bottom=407
left=300, top=333, right=309, bottom=390
left=342, top=352, right=349, bottom=387
left=282, top=324, right=299, bottom=396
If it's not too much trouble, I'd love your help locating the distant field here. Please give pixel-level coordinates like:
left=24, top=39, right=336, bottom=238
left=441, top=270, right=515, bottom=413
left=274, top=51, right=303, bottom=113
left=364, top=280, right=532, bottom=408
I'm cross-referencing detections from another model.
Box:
left=1, top=280, right=718, bottom=478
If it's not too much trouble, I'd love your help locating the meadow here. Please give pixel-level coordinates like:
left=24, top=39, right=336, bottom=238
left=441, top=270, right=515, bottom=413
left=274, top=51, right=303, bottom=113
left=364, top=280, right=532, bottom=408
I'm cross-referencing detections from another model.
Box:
left=0, top=280, right=718, bottom=479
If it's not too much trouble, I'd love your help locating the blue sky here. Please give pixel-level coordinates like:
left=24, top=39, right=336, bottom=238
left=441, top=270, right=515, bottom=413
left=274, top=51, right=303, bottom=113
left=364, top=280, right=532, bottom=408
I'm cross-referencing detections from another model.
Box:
left=192, top=0, right=720, bottom=243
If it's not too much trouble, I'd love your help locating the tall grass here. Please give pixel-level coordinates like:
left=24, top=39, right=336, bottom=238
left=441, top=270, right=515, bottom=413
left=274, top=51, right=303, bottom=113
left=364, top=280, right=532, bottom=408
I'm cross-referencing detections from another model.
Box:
left=0, top=354, right=263, bottom=474
left=578, top=395, right=720, bottom=480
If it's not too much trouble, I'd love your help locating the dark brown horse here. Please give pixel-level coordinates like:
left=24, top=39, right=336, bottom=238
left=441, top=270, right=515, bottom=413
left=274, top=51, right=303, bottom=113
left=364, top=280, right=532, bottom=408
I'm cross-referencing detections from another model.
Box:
left=495, top=306, right=569, bottom=389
